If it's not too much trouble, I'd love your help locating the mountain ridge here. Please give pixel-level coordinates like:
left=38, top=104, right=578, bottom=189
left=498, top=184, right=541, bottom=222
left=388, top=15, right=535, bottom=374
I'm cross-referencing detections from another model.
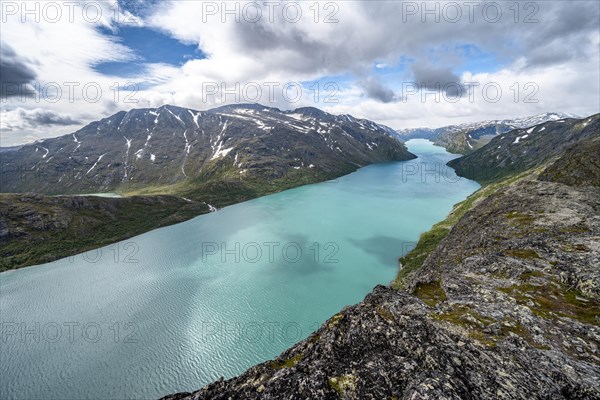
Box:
left=396, top=112, right=578, bottom=154
left=1, top=103, right=415, bottom=199
left=448, top=113, right=600, bottom=184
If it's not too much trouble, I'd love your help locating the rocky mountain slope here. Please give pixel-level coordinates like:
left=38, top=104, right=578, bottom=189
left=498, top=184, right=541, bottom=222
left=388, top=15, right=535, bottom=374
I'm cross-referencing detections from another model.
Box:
left=1, top=104, right=414, bottom=200
left=448, top=114, right=599, bottom=184
left=162, top=117, right=600, bottom=400
left=538, top=136, right=600, bottom=187
left=397, top=112, right=577, bottom=154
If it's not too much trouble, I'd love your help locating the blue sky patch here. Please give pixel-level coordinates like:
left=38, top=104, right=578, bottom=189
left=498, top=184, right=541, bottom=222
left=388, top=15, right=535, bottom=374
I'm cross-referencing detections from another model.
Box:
left=456, top=44, right=503, bottom=74
left=94, top=25, right=203, bottom=76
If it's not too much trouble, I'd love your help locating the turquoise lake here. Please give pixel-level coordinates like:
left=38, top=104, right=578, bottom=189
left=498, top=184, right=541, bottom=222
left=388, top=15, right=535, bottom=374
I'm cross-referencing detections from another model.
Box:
left=0, top=140, right=479, bottom=399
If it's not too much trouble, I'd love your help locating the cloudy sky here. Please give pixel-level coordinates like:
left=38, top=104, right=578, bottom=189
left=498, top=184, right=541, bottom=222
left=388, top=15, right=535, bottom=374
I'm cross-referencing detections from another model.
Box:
left=1, top=0, right=599, bottom=145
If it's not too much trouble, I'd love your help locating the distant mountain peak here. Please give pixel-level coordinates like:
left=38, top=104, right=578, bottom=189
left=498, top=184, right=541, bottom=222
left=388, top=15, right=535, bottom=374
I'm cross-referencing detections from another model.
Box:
left=291, top=106, right=331, bottom=118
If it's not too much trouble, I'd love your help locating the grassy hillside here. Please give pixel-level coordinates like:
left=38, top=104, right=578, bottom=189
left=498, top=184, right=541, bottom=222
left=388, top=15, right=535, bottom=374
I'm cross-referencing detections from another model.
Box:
left=0, top=194, right=210, bottom=271
left=393, top=169, right=537, bottom=288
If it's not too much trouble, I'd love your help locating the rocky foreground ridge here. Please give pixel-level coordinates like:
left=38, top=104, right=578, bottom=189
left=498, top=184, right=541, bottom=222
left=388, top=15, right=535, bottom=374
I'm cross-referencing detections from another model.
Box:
left=162, top=131, right=600, bottom=399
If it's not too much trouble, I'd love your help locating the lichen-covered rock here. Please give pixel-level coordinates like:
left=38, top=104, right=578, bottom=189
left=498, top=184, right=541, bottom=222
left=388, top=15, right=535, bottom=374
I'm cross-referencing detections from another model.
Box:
left=162, top=285, right=598, bottom=400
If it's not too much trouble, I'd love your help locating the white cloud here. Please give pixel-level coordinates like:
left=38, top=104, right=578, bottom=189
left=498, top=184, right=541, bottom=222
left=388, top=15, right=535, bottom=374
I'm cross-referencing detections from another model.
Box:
left=326, top=52, right=600, bottom=129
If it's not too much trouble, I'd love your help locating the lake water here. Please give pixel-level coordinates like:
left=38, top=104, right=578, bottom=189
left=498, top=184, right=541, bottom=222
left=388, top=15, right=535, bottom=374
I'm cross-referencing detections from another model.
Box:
left=0, top=140, right=479, bottom=400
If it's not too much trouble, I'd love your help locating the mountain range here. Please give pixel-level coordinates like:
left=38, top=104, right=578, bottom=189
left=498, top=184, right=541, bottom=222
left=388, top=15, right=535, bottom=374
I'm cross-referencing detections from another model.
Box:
left=449, top=114, right=599, bottom=183
left=1, top=104, right=413, bottom=203
left=0, top=104, right=416, bottom=270
left=396, top=112, right=578, bottom=154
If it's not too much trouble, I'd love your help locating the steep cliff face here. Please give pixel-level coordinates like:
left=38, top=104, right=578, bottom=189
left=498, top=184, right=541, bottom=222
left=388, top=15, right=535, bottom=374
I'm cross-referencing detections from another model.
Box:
left=161, top=134, right=600, bottom=399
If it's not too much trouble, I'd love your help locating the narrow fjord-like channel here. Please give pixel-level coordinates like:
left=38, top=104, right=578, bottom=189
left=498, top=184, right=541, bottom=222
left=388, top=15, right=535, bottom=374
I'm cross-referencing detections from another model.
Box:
left=0, top=140, right=479, bottom=399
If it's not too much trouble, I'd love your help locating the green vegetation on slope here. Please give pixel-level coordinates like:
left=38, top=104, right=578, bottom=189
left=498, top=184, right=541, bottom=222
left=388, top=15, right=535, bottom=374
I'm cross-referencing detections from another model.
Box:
left=392, top=169, right=543, bottom=289
left=0, top=157, right=364, bottom=271
left=0, top=194, right=209, bottom=271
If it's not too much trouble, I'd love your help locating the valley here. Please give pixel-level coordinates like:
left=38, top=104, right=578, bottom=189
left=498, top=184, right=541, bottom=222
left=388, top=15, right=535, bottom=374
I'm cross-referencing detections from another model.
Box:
left=397, top=112, right=578, bottom=155
left=2, top=2, right=599, bottom=399
left=0, top=105, right=415, bottom=270
left=2, top=109, right=599, bottom=400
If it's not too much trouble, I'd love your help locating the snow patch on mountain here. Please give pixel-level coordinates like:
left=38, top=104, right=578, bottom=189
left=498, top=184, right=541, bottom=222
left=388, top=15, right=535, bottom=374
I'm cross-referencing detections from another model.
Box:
left=86, top=153, right=106, bottom=175
left=513, top=134, right=529, bottom=144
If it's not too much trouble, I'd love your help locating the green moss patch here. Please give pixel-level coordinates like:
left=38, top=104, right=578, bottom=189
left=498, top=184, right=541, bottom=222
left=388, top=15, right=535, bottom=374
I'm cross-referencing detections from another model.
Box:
left=519, top=270, right=545, bottom=280
left=376, top=306, right=395, bottom=322
left=561, top=243, right=591, bottom=253
left=433, top=305, right=494, bottom=329
left=498, top=283, right=600, bottom=325
left=433, top=305, right=546, bottom=348
left=559, top=225, right=591, bottom=234
left=414, top=280, right=448, bottom=307
left=309, top=333, right=321, bottom=343
left=505, top=249, right=540, bottom=259
left=329, top=374, right=357, bottom=396
left=505, top=211, right=535, bottom=225
left=269, top=353, right=302, bottom=369
left=327, top=313, right=344, bottom=329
